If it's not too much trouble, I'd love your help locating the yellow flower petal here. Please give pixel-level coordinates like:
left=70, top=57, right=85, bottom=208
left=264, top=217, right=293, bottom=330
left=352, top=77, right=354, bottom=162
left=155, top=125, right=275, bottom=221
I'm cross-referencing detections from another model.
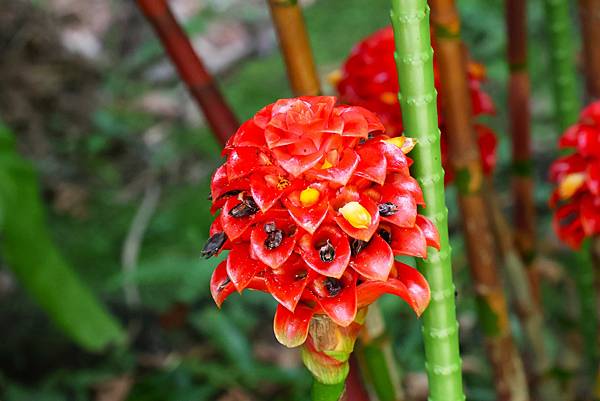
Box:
left=383, top=136, right=417, bottom=154
left=300, top=187, right=320, bottom=207
left=339, top=201, right=371, bottom=229
left=321, top=159, right=333, bottom=169
left=558, top=173, right=586, bottom=200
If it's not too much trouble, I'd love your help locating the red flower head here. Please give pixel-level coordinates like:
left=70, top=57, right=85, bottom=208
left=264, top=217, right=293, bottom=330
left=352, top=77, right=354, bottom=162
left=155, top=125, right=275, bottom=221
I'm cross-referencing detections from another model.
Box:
left=202, top=96, right=436, bottom=383
left=549, top=101, right=600, bottom=249
left=335, top=26, right=498, bottom=184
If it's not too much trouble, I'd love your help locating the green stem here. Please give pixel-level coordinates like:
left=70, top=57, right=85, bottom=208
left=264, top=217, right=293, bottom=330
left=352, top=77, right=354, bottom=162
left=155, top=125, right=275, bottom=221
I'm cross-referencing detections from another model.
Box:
left=389, top=2, right=465, bottom=401
left=312, top=381, right=345, bottom=401
left=359, top=303, right=405, bottom=401
left=542, top=0, right=581, bottom=130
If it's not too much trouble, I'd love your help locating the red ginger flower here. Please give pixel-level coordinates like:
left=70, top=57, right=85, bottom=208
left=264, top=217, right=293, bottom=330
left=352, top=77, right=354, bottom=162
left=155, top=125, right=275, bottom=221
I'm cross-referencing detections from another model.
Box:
left=335, top=26, right=498, bottom=184
left=549, top=101, right=600, bottom=249
left=202, top=97, right=436, bottom=358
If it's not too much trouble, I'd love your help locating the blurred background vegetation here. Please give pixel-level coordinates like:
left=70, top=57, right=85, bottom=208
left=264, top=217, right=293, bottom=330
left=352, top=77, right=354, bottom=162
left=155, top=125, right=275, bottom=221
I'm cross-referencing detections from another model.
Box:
left=0, top=0, right=586, bottom=400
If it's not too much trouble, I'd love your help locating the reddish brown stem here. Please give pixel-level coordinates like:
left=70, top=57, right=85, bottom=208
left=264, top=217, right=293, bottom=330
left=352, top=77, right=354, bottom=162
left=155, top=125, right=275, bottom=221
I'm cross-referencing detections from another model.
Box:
left=429, top=1, right=530, bottom=399
left=579, top=0, right=600, bottom=99
left=267, top=0, right=321, bottom=96
left=343, top=357, right=372, bottom=401
left=505, top=0, right=539, bottom=300
left=136, top=0, right=239, bottom=145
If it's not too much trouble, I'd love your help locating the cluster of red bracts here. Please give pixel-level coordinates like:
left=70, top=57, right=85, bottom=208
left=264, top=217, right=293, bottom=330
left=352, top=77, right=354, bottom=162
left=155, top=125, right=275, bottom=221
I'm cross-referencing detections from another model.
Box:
left=202, top=96, right=435, bottom=354
left=549, top=101, right=600, bottom=249
left=335, top=26, right=498, bottom=184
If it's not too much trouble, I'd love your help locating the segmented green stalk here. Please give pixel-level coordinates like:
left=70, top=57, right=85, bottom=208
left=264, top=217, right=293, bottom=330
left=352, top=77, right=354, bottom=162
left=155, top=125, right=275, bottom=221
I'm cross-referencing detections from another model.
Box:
left=390, top=2, right=465, bottom=400
left=543, top=0, right=581, bottom=130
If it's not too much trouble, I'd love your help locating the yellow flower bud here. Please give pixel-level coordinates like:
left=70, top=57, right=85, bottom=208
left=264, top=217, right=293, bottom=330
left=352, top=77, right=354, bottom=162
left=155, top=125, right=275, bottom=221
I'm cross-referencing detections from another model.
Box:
left=558, top=173, right=586, bottom=200
left=300, top=187, right=320, bottom=207
left=321, top=159, right=333, bottom=169
left=339, top=201, right=371, bottom=229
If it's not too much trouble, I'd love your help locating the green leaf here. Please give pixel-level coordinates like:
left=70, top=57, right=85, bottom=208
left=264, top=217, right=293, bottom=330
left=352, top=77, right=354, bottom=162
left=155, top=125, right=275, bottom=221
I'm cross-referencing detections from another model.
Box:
left=0, top=126, right=125, bottom=351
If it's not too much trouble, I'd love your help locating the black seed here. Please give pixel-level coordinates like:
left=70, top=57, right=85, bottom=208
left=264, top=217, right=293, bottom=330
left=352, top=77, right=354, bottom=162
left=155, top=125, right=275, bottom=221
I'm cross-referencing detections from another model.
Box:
left=324, top=278, right=343, bottom=297
left=217, top=189, right=243, bottom=200
left=358, top=138, right=367, bottom=145
left=378, top=202, right=398, bottom=216
left=217, top=277, right=231, bottom=292
left=201, top=232, right=227, bottom=258
left=264, top=222, right=277, bottom=233
left=378, top=228, right=392, bottom=245
left=294, top=270, right=308, bottom=281
left=287, top=225, right=298, bottom=237
left=351, top=239, right=368, bottom=256
left=368, top=132, right=376, bottom=139
left=318, top=240, right=336, bottom=263
left=265, top=229, right=284, bottom=250
left=207, top=194, right=213, bottom=201
left=229, top=197, right=259, bottom=218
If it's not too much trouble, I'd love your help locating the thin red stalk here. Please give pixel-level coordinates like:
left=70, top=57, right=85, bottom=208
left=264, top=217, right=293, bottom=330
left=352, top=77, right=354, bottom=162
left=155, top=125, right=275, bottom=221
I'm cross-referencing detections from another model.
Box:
left=136, top=0, right=239, bottom=145
left=343, top=357, right=371, bottom=401
left=579, top=0, right=600, bottom=99
left=267, top=0, right=321, bottom=95
left=505, top=0, right=538, bottom=300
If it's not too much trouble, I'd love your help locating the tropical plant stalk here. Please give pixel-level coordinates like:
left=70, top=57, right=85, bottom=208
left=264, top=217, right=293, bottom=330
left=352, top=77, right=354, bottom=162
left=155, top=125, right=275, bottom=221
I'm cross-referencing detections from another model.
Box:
left=358, top=303, right=405, bottom=401
left=428, top=2, right=529, bottom=400
left=389, top=2, right=465, bottom=400
left=505, top=0, right=537, bottom=299
left=483, top=179, right=559, bottom=399
left=543, top=0, right=581, bottom=130
left=267, top=0, right=321, bottom=96
left=578, top=0, right=600, bottom=99
left=136, top=0, right=239, bottom=145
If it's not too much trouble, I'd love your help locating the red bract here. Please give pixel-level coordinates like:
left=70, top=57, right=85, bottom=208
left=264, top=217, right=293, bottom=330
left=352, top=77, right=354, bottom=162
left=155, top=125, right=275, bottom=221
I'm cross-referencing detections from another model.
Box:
left=549, top=101, right=600, bottom=249
left=335, top=26, right=498, bottom=185
left=202, top=96, right=434, bottom=352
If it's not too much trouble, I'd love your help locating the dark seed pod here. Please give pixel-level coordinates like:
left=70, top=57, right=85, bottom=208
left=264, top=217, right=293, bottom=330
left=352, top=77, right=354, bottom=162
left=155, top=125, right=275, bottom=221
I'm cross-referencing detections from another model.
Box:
left=294, top=270, right=308, bottom=281
left=229, top=197, right=259, bottom=218
left=378, top=228, right=392, bottom=245
left=324, top=278, right=343, bottom=297
left=201, top=232, right=227, bottom=258
left=318, top=239, right=336, bottom=262
left=265, top=229, right=284, bottom=250
left=350, top=239, right=368, bottom=256
left=264, top=222, right=277, bottom=233
left=217, top=189, right=243, bottom=200
left=217, top=277, right=231, bottom=292
left=378, top=202, right=398, bottom=216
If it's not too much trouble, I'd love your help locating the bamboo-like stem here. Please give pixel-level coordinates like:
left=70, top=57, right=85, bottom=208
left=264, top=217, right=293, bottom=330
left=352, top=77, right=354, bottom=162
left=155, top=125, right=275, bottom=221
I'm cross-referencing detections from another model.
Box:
left=267, top=0, right=321, bottom=96
left=543, top=0, right=580, bottom=130
left=505, top=0, right=537, bottom=297
left=389, top=2, right=465, bottom=400
left=579, top=0, right=600, bottom=99
left=428, top=2, right=529, bottom=400
left=358, top=304, right=405, bottom=401
left=483, top=180, right=560, bottom=399
left=135, top=0, right=239, bottom=145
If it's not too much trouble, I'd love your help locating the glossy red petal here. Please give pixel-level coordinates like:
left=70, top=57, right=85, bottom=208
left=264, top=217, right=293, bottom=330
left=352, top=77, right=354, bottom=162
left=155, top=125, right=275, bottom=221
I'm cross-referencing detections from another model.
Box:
left=587, top=161, right=600, bottom=195
left=265, top=256, right=314, bottom=311
left=378, top=140, right=410, bottom=173
left=338, top=106, right=370, bottom=137
left=580, top=194, right=600, bottom=236
left=416, top=215, right=441, bottom=250
left=210, top=260, right=236, bottom=308
left=580, top=101, right=600, bottom=125
left=357, top=262, right=430, bottom=315
left=350, top=234, right=394, bottom=281
left=220, top=197, right=262, bottom=241
left=335, top=195, right=381, bottom=241
left=227, top=244, right=267, bottom=292
left=559, top=124, right=581, bottom=149
left=354, top=142, right=388, bottom=185
left=283, top=184, right=329, bottom=234
left=226, top=147, right=268, bottom=181
left=249, top=167, right=297, bottom=212
left=549, top=153, right=586, bottom=182
left=310, top=148, right=360, bottom=186
left=227, top=119, right=267, bottom=149
left=250, top=223, right=297, bottom=269
left=314, top=273, right=358, bottom=327
left=272, top=147, right=325, bottom=177
left=377, top=185, right=418, bottom=228
left=576, top=124, right=600, bottom=157
left=210, top=165, right=250, bottom=202
left=298, top=225, right=351, bottom=278
left=390, top=224, right=428, bottom=258
left=273, top=303, right=314, bottom=348
left=386, top=173, right=425, bottom=205
left=475, top=124, right=498, bottom=176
